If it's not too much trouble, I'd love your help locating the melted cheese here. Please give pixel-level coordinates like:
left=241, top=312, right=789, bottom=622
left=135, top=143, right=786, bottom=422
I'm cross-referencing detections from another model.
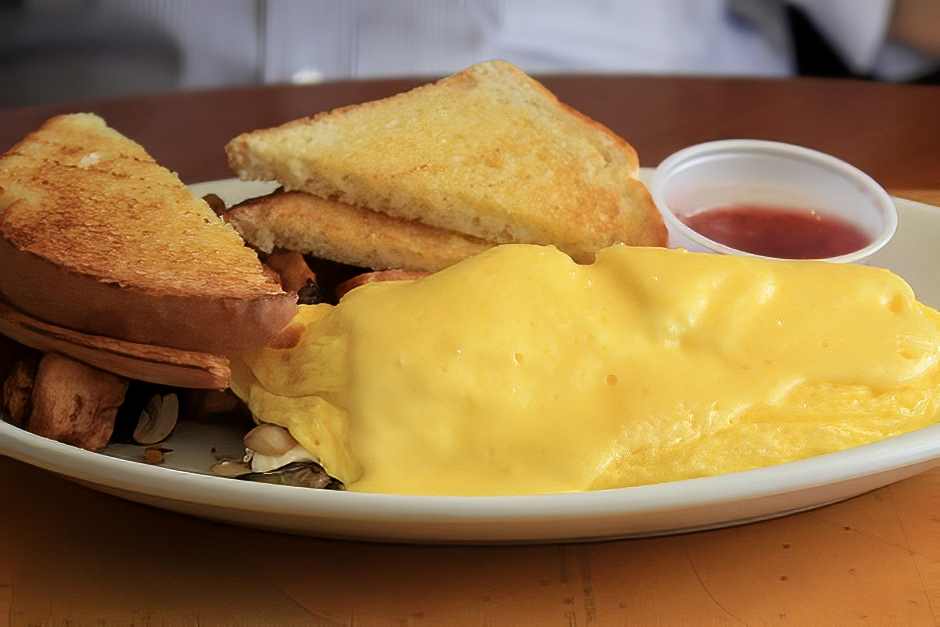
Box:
left=231, top=245, right=940, bottom=495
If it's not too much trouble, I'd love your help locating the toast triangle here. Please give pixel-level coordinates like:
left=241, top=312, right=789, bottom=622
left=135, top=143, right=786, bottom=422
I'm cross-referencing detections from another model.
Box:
left=0, top=113, right=295, bottom=353
left=226, top=61, right=666, bottom=262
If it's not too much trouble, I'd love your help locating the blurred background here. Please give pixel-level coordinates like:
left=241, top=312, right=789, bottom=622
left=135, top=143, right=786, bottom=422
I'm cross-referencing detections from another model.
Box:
left=1, top=0, right=938, bottom=108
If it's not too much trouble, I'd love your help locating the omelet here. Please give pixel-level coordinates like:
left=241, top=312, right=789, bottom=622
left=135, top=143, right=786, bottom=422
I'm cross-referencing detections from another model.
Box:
left=231, top=245, right=940, bottom=496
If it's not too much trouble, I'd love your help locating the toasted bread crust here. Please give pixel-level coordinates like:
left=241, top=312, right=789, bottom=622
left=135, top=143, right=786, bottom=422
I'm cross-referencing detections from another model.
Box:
left=227, top=191, right=491, bottom=272
left=0, top=300, right=231, bottom=389
left=0, top=115, right=282, bottom=299
left=0, top=113, right=296, bottom=352
left=0, top=236, right=295, bottom=354
left=227, top=60, right=666, bottom=261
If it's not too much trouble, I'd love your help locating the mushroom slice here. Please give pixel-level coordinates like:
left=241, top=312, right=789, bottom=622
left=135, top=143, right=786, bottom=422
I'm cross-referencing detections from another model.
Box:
left=241, top=461, right=343, bottom=489
left=243, top=423, right=297, bottom=457
left=133, top=393, right=179, bottom=445
left=210, top=459, right=253, bottom=478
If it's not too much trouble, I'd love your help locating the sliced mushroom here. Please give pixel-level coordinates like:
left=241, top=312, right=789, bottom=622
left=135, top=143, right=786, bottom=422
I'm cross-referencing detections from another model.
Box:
left=28, top=353, right=127, bottom=450
left=133, top=393, right=179, bottom=445
left=248, top=443, right=317, bottom=473
left=112, top=382, right=157, bottom=442
left=243, top=423, right=297, bottom=457
left=210, top=459, right=253, bottom=478
left=241, top=462, right=342, bottom=489
left=210, top=452, right=342, bottom=489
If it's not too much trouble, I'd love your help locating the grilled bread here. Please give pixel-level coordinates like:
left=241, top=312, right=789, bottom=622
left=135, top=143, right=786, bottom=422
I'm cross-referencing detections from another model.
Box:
left=0, top=113, right=296, bottom=354
left=226, top=60, right=666, bottom=263
left=227, top=191, right=490, bottom=272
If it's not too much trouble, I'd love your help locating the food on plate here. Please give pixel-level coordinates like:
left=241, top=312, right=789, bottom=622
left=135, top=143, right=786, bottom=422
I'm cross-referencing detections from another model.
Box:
left=225, top=60, right=666, bottom=270
left=1, top=355, right=37, bottom=427
left=263, top=249, right=320, bottom=302
left=0, top=85, right=933, bottom=498
left=2, top=322, right=191, bottom=452
left=180, top=388, right=244, bottom=420
left=0, top=113, right=302, bottom=450
left=335, top=269, right=430, bottom=300
left=132, top=392, right=180, bottom=446
left=0, top=300, right=231, bottom=389
left=0, top=113, right=296, bottom=355
left=207, top=421, right=341, bottom=488
left=232, top=244, right=940, bottom=496
left=227, top=191, right=491, bottom=272
left=27, top=353, right=127, bottom=450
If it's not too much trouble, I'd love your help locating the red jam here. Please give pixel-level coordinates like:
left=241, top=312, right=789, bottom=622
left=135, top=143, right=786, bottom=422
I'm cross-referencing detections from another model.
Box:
left=681, top=205, right=871, bottom=259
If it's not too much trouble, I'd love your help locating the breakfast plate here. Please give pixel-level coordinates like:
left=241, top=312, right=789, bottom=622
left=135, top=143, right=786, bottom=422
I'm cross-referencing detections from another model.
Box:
left=0, top=171, right=938, bottom=544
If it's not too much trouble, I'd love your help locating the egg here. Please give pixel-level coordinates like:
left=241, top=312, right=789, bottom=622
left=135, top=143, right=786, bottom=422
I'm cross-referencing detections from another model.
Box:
left=231, top=245, right=940, bottom=495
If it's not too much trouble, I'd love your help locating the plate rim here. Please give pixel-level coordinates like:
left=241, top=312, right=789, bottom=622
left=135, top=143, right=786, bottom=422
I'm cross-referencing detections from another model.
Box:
left=2, top=409, right=939, bottom=519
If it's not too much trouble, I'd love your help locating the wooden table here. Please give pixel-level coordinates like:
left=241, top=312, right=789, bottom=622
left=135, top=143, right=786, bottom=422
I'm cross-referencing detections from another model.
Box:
left=1, top=76, right=939, bottom=626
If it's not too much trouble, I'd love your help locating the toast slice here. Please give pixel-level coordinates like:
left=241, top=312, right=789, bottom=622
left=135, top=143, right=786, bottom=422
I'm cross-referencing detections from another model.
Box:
left=227, top=191, right=490, bottom=272
left=0, top=113, right=296, bottom=354
left=226, top=60, right=666, bottom=263
left=0, top=301, right=230, bottom=389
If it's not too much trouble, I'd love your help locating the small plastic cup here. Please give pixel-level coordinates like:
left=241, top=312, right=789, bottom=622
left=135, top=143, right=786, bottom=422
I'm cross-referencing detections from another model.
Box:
left=650, top=140, right=897, bottom=263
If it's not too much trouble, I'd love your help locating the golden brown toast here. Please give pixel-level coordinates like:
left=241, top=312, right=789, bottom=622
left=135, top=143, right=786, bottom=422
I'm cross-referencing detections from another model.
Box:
left=226, top=60, right=666, bottom=262
left=0, top=113, right=296, bottom=354
left=227, top=191, right=490, bottom=272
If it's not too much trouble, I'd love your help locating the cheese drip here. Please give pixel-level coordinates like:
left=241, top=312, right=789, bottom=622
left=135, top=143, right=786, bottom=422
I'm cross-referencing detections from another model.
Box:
left=232, top=245, right=940, bottom=495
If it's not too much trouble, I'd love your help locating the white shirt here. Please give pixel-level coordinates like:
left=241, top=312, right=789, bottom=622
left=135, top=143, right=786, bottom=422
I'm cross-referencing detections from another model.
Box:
left=98, top=0, right=937, bottom=87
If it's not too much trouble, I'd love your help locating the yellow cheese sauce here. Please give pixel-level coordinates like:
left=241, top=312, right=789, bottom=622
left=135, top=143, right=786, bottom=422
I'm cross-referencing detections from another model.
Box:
left=232, top=245, right=940, bottom=495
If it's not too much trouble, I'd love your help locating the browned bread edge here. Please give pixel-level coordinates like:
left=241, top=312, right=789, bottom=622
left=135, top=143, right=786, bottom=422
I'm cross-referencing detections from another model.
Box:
left=0, top=300, right=231, bottom=389
left=226, top=191, right=493, bottom=271
left=0, top=235, right=297, bottom=355
left=226, top=61, right=666, bottom=255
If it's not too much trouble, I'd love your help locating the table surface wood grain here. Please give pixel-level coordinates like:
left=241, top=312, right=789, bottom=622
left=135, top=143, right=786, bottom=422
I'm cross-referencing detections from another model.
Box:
left=0, top=75, right=939, bottom=626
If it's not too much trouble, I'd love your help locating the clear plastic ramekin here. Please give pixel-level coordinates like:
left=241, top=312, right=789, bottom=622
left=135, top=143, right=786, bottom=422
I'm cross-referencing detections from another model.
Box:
left=650, top=140, right=897, bottom=263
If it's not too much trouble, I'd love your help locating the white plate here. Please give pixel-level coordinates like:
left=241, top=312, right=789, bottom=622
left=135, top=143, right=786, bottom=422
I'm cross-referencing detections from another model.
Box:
left=1, top=172, right=939, bottom=544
